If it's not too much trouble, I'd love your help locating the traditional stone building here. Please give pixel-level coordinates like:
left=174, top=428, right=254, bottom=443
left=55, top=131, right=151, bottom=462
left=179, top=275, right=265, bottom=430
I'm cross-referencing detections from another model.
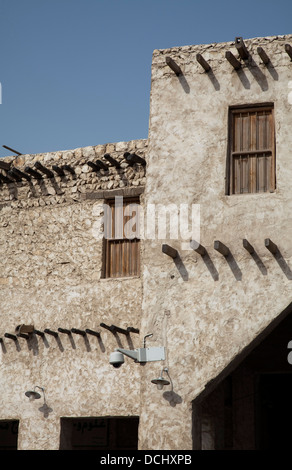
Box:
left=0, top=33, right=292, bottom=450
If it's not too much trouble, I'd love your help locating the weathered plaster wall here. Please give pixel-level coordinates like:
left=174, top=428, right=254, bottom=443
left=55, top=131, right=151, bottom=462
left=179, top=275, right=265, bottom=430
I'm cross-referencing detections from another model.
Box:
left=0, top=139, right=147, bottom=449
left=139, top=35, right=292, bottom=449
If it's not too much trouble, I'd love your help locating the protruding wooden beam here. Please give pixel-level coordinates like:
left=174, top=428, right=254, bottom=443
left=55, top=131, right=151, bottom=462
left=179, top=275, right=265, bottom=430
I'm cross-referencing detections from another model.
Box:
left=0, top=160, right=11, bottom=171
left=109, top=325, right=130, bottom=335
left=7, top=170, right=22, bottom=182
left=225, top=51, right=241, bottom=70
left=162, top=244, right=178, bottom=259
left=285, top=44, right=292, bottom=60
left=95, top=160, right=108, bottom=171
left=52, top=165, right=65, bottom=177
left=9, top=168, right=31, bottom=181
left=58, top=328, right=71, bottom=334
left=71, top=328, right=86, bottom=336
left=165, top=56, right=182, bottom=75
left=25, top=166, right=43, bottom=179
left=16, top=333, right=29, bottom=339
left=235, top=37, right=249, bottom=60
left=5, top=333, right=19, bottom=340
left=62, top=165, right=75, bottom=175
left=243, top=239, right=255, bottom=255
left=44, top=329, right=58, bottom=337
left=88, top=161, right=101, bottom=172
left=190, top=240, right=206, bottom=256
left=34, top=161, right=54, bottom=178
left=4, top=333, right=18, bottom=340
left=85, top=329, right=100, bottom=337
left=126, top=327, right=140, bottom=334
left=104, top=154, right=121, bottom=169
left=196, top=53, right=211, bottom=72
left=2, top=145, right=22, bottom=156
left=257, top=47, right=270, bottom=65
left=33, top=329, right=45, bottom=337
left=0, top=173, right=13, bottom=184
left=214, top=240, right=230, bottom=257
left=265, top=238, right=278, bottom=254
left=100, top=322, right=114, bottom=332
left=124, top=152, right=146, bottom=166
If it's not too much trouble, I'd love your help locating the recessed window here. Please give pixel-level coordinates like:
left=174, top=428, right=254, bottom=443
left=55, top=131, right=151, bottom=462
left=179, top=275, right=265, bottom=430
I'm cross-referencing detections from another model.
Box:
left=227, top=104, right=275, bottom=195
left=102, top=197, right=140, bottom=278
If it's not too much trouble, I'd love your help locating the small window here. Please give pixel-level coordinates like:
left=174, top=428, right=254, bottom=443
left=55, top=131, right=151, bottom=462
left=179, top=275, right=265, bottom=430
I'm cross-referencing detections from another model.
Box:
left=227, top=104, right=275, bottom=195
left=102, top=197, right=140, bottom=278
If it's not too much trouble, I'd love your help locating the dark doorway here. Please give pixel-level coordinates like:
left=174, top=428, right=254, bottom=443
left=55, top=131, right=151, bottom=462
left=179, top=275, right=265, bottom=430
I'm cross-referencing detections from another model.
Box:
left=193, top=307, right=292, bottom=450
left=256, top=373, right=292, bottom=450
left=59, top=416, right=139, bottom=450
left=0, top=420, right=19, bottom=450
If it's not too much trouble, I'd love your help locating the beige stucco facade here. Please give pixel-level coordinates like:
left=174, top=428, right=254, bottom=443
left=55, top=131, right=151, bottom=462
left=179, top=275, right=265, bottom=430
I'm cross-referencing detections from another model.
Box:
left=0, top=34, right=292, bottom=450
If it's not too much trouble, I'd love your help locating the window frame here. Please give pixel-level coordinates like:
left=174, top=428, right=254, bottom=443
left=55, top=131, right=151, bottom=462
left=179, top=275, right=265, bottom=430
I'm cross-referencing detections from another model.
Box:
left=226, top=103, right=276, bottom=195
left=101, top=196, right=141, bottom=279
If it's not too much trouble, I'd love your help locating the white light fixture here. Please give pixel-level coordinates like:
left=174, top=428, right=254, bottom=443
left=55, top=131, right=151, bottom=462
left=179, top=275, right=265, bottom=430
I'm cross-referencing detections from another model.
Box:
left=25, top=386, right=45, bottom=402
left=151, top=367, right=170, bottom=390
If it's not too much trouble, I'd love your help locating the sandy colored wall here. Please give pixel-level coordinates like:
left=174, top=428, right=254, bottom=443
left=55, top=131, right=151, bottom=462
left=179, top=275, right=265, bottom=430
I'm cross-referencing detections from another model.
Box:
left=0, top=140, right=146, bottom=449
left=138, top=34, right=292, bottom=449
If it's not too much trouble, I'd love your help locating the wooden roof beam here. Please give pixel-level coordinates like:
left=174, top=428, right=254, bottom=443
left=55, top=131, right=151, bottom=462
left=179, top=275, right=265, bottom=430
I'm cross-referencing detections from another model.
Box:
left=214, top=240, right=230, bottom=257
left=196, top=53, right=211, bottom=72
left=257, top=47, right=270, bottom=65
left=34, top=161, right=54, bottom=178
left=235, top=37, right=249, bottom=60
left=225, top=51, right=241, bottom=70
left=104, top=153, right=121, bottom=169
left=265, top=238, right=278, bottom=254
left=165, top=56, right=182, bottom=75
left=190, top=240, right=206, bottom=256
left=243, top=239, right=255, bottom=255
left=162, top=244, right=178, bottom=259
left=25, top=166, right=43, bottom=179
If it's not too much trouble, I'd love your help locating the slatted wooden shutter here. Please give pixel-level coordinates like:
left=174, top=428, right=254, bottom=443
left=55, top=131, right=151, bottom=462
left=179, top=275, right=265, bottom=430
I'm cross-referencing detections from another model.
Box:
left=229, top=105, right=275, bottom=194
left=103, top=198, right=140, bottom=278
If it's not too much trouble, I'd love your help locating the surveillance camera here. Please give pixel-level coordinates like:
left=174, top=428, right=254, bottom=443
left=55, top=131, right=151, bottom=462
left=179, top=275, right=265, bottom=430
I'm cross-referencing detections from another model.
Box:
left=109, top=350, right=125, bottom=368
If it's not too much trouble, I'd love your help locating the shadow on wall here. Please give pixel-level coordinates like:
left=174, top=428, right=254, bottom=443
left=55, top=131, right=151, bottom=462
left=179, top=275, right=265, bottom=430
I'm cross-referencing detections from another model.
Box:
left=162, top=370, right=183, bottom=407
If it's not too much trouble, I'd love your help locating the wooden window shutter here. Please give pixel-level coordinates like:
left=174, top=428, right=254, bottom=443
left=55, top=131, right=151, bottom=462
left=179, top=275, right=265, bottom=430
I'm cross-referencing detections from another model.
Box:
left=103, top=198, right=140, bottom=278
left=228, top=105, right=275, bottom=195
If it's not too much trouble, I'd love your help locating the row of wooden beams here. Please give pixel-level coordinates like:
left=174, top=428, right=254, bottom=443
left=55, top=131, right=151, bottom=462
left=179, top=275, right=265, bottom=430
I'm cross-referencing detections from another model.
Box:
left=0, top=152, right=146, bottom=184
left=163, top=239, right=280, bottom=259
left=0, top=327, right=125, bottom=341
left=1, top=326, right=139, bottom=343
left=167, top=40, right=292, bottom=75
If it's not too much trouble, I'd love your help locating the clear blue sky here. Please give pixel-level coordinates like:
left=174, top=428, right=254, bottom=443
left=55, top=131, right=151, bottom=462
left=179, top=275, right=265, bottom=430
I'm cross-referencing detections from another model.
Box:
left=0, top=0, right=291, bottom=158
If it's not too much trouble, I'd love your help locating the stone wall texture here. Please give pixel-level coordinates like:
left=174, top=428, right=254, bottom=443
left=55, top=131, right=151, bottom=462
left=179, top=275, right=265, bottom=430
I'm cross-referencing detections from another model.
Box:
left=1, top=34, right=292, bottom=450
left=139, top=34, right=292, bottom=449
left=0, top=139, right=147, bottom=449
